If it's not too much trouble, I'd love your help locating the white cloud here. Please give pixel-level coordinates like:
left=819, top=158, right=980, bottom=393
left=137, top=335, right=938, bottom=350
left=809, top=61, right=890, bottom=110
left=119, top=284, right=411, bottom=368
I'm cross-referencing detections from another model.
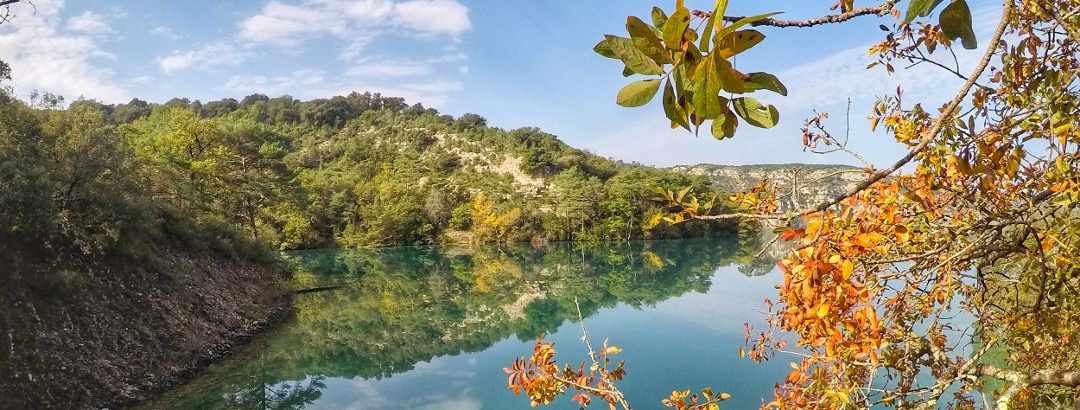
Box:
left=239, top=1, right=342, bottom=45
left=344, top=53, right=467, bottom=78
left=150, top=26, right=179, bottom=40
left=239, top=0, right=471, bottom=46
left=346, top=60, right=433, bottom=78
left=66, top=11, right=112, bottom=36
left=157, top=42, right=254, bottom=73
left=0, top=2, right=129, bottom=102
left=222, top=69, right=328, bottom=96
left=391, top=0, right=470, bottom=37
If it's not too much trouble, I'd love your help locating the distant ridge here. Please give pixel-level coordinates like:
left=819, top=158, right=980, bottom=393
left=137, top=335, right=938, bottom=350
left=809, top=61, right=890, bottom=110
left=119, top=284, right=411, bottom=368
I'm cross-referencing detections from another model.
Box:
left=669, top=163, right=866, bottom=211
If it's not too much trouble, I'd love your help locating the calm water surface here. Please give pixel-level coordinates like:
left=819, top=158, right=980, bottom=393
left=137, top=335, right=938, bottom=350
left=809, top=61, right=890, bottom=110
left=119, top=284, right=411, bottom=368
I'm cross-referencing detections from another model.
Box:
left=139, top=237, right=797, bottom=410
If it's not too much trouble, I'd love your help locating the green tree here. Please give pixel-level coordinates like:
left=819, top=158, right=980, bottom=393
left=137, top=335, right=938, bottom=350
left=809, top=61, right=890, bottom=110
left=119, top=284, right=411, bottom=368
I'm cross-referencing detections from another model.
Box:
left=122, top=105, right=227, bottom=217
left=41, top=100, right=144, bottom=253
left=213, top=118, right=295, bottom=243
left=0, top=91, right=54, bottom=238
left=545, top=167, right=603, bottom=241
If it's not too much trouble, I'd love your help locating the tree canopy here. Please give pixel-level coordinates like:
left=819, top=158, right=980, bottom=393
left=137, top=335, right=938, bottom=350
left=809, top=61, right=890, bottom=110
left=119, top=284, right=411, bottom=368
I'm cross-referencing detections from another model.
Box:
left=508, top=1, right=1080, bottom=409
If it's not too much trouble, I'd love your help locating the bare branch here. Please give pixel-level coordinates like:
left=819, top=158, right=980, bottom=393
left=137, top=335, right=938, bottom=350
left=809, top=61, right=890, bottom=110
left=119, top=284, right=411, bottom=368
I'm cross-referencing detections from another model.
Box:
left=977, top=363, right=1080, bottom=407
left=694, top=212, right=788, bottom=221
left=712, top=0, right=899, bottom=29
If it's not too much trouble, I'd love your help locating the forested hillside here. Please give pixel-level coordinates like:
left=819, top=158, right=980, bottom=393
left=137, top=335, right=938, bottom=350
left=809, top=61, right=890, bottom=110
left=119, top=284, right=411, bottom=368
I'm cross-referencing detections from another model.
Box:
left=68, top=91, right=741, bottom=250
left=1, top=86, right=745, bottom=408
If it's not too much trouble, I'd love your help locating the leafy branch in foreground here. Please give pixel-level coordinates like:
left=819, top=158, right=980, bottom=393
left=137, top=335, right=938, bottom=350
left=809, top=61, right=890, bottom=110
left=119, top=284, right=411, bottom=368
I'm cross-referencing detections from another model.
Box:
left=505, top=300, right=731, bottom=410
left=516, top=0, right=1080, bottom=408
left=594, top=1, right=786, bottom=140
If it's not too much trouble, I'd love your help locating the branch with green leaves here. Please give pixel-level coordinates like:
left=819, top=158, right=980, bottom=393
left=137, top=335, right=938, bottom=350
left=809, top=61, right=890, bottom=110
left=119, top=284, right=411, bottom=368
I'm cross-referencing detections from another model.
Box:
left=594, top=1, right=786, bottom=140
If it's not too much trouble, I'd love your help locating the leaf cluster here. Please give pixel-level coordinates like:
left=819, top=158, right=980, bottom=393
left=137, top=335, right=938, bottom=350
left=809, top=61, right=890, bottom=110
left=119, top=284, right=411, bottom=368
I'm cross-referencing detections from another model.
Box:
left=595, top=3, right=786, bottom=139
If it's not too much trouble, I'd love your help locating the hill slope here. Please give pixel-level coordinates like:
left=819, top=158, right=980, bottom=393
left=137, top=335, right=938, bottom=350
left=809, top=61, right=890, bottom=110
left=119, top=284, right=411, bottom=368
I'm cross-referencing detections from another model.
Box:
left=102, top=92, right=746, bottom=249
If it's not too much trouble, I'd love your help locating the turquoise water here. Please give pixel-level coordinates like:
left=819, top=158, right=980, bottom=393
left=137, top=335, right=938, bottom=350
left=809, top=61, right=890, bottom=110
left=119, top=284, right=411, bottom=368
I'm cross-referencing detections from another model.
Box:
left=139, top=238, right=796, bottom=409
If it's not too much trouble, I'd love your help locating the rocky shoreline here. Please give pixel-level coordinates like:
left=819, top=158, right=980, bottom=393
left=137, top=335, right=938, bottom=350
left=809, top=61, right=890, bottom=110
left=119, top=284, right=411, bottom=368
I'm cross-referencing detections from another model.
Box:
left=0, top=244, right=291, bottom=410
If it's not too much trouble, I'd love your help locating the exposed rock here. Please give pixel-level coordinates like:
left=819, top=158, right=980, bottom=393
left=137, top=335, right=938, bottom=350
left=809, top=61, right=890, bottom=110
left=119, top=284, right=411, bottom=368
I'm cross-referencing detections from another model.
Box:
left=670, top=163, right=868, bottom=211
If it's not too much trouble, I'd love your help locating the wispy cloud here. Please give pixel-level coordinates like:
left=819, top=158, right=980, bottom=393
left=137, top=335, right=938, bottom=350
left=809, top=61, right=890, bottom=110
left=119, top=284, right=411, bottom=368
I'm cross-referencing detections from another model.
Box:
left=157, top=42, right=254, bottom=73
left=0, top=2, right=129, bottom=102
left=154, top=0, right=471, bottom=105
left=344, top=53, right=467, bottom=78
left=66, top=11, right=112, bottom=36
left=239, top=0, right=471, bottom=46
left=221, top=69, right=327, bottom=97
left=149, top=26, right=179, bottom=40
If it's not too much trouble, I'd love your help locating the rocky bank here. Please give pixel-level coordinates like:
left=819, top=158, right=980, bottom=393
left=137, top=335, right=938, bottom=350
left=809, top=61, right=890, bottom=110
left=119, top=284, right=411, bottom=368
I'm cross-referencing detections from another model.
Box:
left=0, top=237, right=289, bottom=410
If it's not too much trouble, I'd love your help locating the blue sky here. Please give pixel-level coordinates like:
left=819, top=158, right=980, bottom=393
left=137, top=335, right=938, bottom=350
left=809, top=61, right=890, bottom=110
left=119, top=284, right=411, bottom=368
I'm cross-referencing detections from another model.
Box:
left=0, top=0, right=999, bottom=167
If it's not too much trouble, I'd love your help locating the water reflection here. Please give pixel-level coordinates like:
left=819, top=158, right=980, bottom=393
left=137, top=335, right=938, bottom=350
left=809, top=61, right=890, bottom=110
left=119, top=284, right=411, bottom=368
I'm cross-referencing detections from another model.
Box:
left=140, top=237, right=784, bottom=409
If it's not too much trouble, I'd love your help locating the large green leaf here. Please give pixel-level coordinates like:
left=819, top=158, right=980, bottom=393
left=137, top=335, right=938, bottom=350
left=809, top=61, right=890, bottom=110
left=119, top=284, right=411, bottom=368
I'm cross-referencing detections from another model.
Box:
left=711, top=109, right=738, bottom=140
left=699, top=0, right=730, bottom=53
left=663, top=7, right=691, bottom=51
left=905, top=0, right=945, bottom=23
left=940, top=0, right=977, bottom=50
left=605, top=35, right=664, bottom=75
left=713, top=54, right=747, bottom=94
left=593, top=38, right=618, bottom=59
left=732, top=97, right=779, bottom=128
left=651, top=6, right=669, bottom=31
left=744, top=72, right=788, bottom=96
left=617, top=79, right=662, bottom=107
left=663, top=79, right=691, bottom=131
left=671, top=42, right=702, bottom=89
left=626, top=16, right=670, bottom=63
left=691, top=57, right=723, bottom=119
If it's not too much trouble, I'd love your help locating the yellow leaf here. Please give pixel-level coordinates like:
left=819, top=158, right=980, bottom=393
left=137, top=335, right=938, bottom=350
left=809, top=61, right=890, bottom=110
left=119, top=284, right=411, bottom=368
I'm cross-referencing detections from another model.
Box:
left=817, top=302, right=832, bottom=318
left=603, top=346, right=623, bottom=356
left=715, top=29, right=765, bottom=58
left=833, top=389, right=851, bottom=404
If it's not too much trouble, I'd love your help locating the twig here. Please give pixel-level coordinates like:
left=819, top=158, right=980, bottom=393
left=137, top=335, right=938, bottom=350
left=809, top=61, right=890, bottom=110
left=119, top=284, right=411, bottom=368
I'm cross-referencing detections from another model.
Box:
left=574, top=298, right=632, bottom=410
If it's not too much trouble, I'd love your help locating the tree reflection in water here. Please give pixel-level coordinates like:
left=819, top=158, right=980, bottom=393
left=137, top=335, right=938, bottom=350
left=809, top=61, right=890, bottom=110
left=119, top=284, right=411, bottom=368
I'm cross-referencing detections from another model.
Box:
left=140, top=237, right=780, bottom=409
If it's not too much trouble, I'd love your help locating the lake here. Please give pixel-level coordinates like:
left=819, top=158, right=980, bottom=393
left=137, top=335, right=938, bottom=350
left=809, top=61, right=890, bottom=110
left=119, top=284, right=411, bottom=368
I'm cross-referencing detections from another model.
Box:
left=137, top=237, right=798, bottom=409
